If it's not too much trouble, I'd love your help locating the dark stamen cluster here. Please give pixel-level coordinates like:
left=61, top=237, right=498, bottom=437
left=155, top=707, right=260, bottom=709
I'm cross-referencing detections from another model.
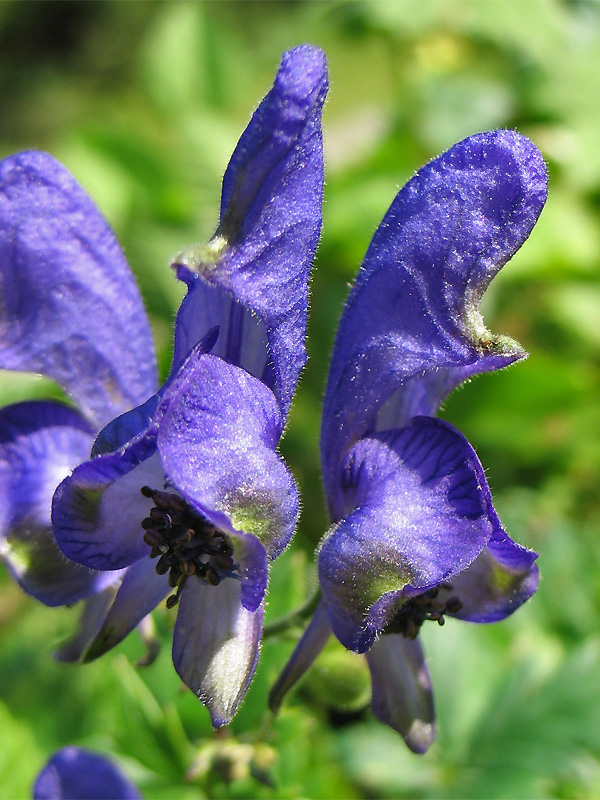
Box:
left=140, top=486, right=238, bottom=609
left=383, top=584, right=463, bottom=639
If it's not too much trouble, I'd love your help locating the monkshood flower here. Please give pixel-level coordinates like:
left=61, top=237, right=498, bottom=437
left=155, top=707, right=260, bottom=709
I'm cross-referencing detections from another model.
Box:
left=33, top=747, right=141, bottom=800
left=0, top=44, right=327, bottom=723
left=0, top=139, right=157, bottom=608
left=270, top=130, right=547, bottom=752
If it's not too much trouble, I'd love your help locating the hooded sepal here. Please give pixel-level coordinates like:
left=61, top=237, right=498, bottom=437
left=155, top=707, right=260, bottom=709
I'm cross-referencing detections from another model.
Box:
left=321, top=131, right=547, bottom=494
left=0, top=151, right=157, bottom=430
left=172, top=45, right=328, bottom=419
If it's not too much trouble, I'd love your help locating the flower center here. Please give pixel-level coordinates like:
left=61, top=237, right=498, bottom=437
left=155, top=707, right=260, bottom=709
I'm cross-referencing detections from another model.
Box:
left=383, top=584, right=463, bottom=639
left=140, top=485, right=239, bottom=608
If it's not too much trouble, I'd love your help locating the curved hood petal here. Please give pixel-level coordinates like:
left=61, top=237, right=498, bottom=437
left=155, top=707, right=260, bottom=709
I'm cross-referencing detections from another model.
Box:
left=321, top=131, right=547, bottom=501
left=172, top=45, right=328, bottom=420
left=0, top=151, right=157, bottom=429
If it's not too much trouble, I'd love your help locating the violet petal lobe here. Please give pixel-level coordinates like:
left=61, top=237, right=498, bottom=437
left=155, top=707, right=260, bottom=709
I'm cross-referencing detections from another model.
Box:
left=318, top=417, right=496, bottom=652
left=172, top=576, right=264, bottom=726
left=366, top=634, right=436, bottom=754
left=171, top=279, right=271, bottom=393
left=442, top=434, right=540, bottom=622
left=172, top=45, right=328, bottom=419
left=0, top=151, right=158, bottom=430
left=52, top=435, right=162, bottom=572
left=445, top=528, right=539, bottom=623
left=157, top=350, right=298, bottom=561
left=321, top=131, right=547, bottom=501
left=0, top=401, right=114, bottom=605
left=33, top=746, right=141, bottom=800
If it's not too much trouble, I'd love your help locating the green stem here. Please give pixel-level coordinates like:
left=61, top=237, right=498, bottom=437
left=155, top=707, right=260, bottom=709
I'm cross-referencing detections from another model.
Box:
left=263, top=588, right=322, bottom=639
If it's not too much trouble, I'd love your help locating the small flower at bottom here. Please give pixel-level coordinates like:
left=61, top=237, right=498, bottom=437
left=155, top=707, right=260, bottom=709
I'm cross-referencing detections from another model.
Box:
left=33, top=747, right=141, bottom=800
left=0, top=44, right=328, bottom=723
left=270, top=130, right=547, bottom=752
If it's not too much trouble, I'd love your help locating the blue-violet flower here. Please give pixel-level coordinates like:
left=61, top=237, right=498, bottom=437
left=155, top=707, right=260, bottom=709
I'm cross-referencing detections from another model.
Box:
left=0, top=44, right=327, bottom=725
left=270, top=130, right=547, bottom=752
left=33, top=747, right=141, bottom=800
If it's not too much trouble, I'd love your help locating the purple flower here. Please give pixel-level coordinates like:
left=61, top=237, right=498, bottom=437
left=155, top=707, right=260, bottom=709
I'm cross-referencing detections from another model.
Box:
left=0, top=136, right=156, bottom=608
left=33, top=747, right=141, bottom=800
left=0, top=44, right=327, bottom=724
left=270, top=130, right=547, bottom=752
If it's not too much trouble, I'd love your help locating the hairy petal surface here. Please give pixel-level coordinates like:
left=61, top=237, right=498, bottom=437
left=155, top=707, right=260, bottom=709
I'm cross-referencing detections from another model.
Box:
left=173, top=45, right=328, bottom=418
left=321, top=131, right=547, bottom=504
left=445, top=528, right=539, bottom=622
left=52, top=439, right=161, bottom=572
left=0, top=151, right=157, bottom=430
left=173, top=577, right=264, bottom=726
left=0, top=401, right=115, bottom=605
left=225, top=530, right=269, bottom=613
left=366, top=634, right=435, bottom=754
left=34, top=747, right=140, bottom=800
left=157, top=350, right=298, bottom=561
left=319, top=418, right=495, bottom=652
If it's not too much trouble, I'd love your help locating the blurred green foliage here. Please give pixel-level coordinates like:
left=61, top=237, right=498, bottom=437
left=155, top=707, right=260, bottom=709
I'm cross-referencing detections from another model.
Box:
left=1, top=1, right=600, bottom=797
